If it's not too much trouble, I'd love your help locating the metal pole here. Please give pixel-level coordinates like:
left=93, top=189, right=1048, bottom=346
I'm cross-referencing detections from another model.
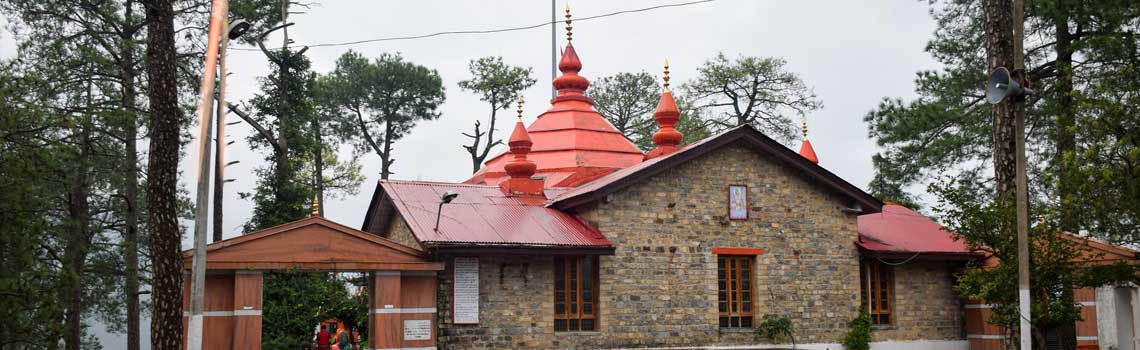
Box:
left=188, top=0, right=228, bottom=348
left=213, top=20, right=230, bottom=243
left=1012, top=0, right=1030, bottom=348
left=552, top=0, right=557, bottom=98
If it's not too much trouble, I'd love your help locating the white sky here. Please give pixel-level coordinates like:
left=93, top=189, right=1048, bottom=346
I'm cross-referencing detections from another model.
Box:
left=4, top=1, right=942, bottom=348
left=195, top=0, right=940, bottom=243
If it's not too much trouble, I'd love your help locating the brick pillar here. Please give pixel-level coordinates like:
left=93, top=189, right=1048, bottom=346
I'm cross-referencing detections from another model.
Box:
left=232, top=271, right=262, bottom=349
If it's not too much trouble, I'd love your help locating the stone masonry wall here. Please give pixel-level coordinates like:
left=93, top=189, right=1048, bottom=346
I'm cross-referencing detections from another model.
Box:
left=435, top=255, right=562, bottom=349
left=570, top=142, right=863, bottom=347
left=871, top=260, right=965, bottom=341
left=408, top=141, right=963, bottom=348
left=384, top=216, right=421, bottom=250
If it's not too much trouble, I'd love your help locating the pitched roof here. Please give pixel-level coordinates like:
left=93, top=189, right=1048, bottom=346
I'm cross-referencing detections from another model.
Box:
left=466, top=44, right=643, bottom=188
left=856, top=203, right=975, bottom=256
left=182, top=216, right=443, bottom=270
left=547, top=125, right=883, bottom=212
left=363, top=180, right=613, bottom=252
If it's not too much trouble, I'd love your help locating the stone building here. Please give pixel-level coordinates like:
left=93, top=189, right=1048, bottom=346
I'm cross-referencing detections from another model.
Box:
left=355, top=14, right=1138, bottom=350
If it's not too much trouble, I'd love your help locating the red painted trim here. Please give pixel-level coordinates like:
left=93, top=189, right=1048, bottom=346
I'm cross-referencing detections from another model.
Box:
left=727, top=184, right=749, bottom=220
left=712, top=247, right=764, bottom=255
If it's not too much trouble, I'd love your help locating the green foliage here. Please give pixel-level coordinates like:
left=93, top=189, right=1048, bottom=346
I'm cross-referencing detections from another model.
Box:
left=757, top=314, right=794, bottom=344
left=456, top=56, right=536, bottom=172
left=318, top=50, right=445, bottom=179
left=244, top=50, right=321, bottom=231
left=590, top=71, right=661, bottom=149
left=261, top=271, right=368, bottom=350
left=864, top=0, right=1140, bottom=243
left=933, top=181, right=1139, bottom=333
left=589, top=72, right=711, bottom=151
left=842, top=307, right=872, bottom=350
left=683, top=53, right=821, bottom=143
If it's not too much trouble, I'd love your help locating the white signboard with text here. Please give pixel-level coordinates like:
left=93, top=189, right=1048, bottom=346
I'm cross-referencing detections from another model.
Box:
left=403, top=319, right=430, bottom=341
left=452, top=257, right=479, bottom=324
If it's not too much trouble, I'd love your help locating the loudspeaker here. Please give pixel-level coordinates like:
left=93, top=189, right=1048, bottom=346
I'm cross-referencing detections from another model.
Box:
left=986, top=67, right=1033, bottom=104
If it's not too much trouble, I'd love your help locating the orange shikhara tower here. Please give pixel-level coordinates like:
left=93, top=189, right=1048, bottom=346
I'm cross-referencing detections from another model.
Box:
left=466, top=6, right=644, bottom=188
left=645, top=59, right=683, bottom=160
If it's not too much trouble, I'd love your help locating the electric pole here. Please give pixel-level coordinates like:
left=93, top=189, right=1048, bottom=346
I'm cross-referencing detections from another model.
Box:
left=187, top=0, right=228, bottom=348
left=1012, top=0, right=1031, bottom=348
left=552, top=0, right=557, bottom=98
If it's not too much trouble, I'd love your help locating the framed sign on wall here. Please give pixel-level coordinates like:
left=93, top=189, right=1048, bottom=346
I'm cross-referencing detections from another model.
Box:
left=728, top=184, right=749, bottom=220
left=452, top=257, right=480, bottom=324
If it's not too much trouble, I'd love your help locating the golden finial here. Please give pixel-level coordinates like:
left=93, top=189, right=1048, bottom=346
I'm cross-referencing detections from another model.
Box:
left=516, top=94, right=525, bottom=119
left=801, top=116, right=809, bottom=141
left=663, top=58, right=671, bottom=92
left=565, top=4, right=573, bottom=42
left=311, top=193, right=321, bottom=217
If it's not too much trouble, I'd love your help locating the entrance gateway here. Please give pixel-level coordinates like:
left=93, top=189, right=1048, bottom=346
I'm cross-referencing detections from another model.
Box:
left=180, top=215, right=444, bottom=349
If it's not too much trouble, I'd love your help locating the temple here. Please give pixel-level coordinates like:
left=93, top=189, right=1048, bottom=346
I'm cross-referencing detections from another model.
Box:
left=182, top=7, right=1140, bottom=350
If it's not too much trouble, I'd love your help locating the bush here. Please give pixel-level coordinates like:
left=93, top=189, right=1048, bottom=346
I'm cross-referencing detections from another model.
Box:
left=758, top=314, right=795, bottom=345
left=842, top=307, right=872, bottom=350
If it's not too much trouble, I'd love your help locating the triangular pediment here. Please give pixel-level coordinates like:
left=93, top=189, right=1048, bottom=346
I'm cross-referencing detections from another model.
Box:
left=182, top=217, right=442, bottom=271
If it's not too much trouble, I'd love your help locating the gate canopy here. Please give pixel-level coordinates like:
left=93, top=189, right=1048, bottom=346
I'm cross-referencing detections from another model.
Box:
left=182, top=216, right=443, bottom=271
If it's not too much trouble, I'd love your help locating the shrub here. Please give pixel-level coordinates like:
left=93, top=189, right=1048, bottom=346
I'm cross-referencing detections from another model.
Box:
left=758, top=314, right=795, bottom=345
left=842, top=307, right=872, bottom=350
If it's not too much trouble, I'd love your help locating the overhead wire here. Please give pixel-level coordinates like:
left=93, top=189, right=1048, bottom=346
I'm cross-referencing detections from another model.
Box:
left=230, top=0, right=716, bottom=51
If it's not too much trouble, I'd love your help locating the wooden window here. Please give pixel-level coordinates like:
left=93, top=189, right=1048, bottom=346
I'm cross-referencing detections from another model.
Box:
left=554, top=255, right=598, bottom=332
left=860, top=259, right=893, bottom=325
left=717, top=255, right=754, bottom=328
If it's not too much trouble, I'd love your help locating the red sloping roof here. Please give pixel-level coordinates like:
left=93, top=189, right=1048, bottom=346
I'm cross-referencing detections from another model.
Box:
left=380, top=180, right=612, bottom=249
left=856, top=203, right=973, bottom=255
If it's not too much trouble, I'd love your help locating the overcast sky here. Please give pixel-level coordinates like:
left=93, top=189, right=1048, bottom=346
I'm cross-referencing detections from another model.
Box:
left=5, top=0, right=942, bottom=348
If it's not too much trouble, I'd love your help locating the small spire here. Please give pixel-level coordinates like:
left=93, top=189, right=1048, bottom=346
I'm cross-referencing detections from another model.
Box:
left=516, top=94, right=524, bottom=119
left=310, top=193, right=321, bottom=217
left=802, top=115, right=808, bottom=141
left=798, top=115, right=818, bottom=164
left=646, top=61, right=683, bottom=160
left=565, top=4, right=573, bottom=43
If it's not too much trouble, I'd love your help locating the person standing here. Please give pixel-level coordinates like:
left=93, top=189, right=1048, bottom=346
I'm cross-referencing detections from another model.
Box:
left=336, top=328, right=351, bottom=350
left=316, top=326, right=331, bottom=350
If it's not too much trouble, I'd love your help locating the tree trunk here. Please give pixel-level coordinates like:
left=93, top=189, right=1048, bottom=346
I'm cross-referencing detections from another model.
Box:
left=144, top=0, right=184, bottom=348
left=313, top=118, right=324, bottom=215
left=119, top=5, right=142, bottom=346
left=62, top=120, right=92, bottom=350
left=213, top=30, right=230, bottom=243
left=984, top=0, right=1017, bottom=200
left=1054, top=2, right=1078, bottom=233
left=381, top=118, right=394, bottom=179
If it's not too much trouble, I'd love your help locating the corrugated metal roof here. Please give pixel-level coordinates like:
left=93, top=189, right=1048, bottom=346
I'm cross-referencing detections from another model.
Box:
left=380, top=180, right=611, bottom=249
left=856, top=203, right=973, bottom=255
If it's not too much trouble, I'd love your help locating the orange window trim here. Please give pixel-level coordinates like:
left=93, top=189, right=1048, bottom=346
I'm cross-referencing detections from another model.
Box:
left=717, top=255, right=755, bottom=328
left=712, top=247, right=764, bottom=255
